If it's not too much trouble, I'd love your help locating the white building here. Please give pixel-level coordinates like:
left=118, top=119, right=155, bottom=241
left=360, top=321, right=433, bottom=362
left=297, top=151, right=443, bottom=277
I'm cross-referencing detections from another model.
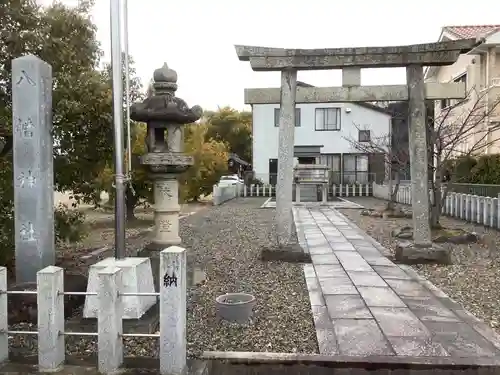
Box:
left=250, top=82, right=392, bottom=185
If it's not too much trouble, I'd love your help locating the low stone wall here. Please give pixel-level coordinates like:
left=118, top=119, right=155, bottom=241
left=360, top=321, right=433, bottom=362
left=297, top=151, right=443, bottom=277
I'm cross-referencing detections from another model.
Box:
left=212, top=185, right=239, bottom=206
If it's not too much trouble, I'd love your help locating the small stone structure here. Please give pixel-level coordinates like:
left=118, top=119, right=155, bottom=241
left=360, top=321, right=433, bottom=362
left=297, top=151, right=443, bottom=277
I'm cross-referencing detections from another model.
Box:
left=294, top=164, right=329, bottom=203
left=235, top=38, right=484, bottom=262
left=131, top=62, right=202, bottom=249
left=83, top=257, right=155, bottom=319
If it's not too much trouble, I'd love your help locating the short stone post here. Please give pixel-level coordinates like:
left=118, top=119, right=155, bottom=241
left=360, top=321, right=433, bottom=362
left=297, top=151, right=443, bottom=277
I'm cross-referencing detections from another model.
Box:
left=296, top=183, right=301, bottom=204
left=477, top=197, right=482, bottom=223
left=160, top=247, right=187, bottom=375
left=0, top=267, right=7, bottom=364
left=276, top=69, right=297, bottom=246
left=483, top=198, right=489, bottom=225
left=12, top=55, right=55, bottom=283
left=322, top=184, right=327, bottom=204
left=462, top=194, right=467, bottom=219
left=212, top=185, right=220, bottom=206
left=465, top=195, right=471, bottom=221
left=497, top=193, right=500, bottom=228
left=491, top=197, right=497, bottom=228
left=37, top=266, right=65, bottom=371
left=98, top=266, right=123, bottom=374
left=470, top=195, right=476, bottom=222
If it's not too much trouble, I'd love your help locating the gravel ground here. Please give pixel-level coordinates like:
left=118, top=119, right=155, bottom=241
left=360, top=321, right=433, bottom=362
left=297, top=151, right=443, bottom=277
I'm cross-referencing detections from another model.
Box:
left=338, top=197, right=500, bottom=333
left=9, top=198, right=318, bottom=358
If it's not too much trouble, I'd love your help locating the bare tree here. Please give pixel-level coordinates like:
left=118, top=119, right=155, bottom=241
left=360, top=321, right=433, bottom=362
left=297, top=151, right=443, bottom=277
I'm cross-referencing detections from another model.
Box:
left=346, top=86, right=500, bottom=228
left=344, top=121, right=410, bottom=211
left=429, top=86, right=500, bottom=228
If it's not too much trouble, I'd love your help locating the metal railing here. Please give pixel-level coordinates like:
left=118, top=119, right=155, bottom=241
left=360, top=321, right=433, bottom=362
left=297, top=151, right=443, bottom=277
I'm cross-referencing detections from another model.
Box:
left=0, top=247, right=186, bottom=375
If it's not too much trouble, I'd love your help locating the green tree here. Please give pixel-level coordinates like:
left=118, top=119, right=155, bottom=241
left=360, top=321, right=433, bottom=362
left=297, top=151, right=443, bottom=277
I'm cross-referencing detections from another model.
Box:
left=96, top=122, right=153, bottom=220
left=0, top=0, right=114, bottom=267
left=181, top=123, right=229, bottom=201
left=205, top=107, right=252, bottom=163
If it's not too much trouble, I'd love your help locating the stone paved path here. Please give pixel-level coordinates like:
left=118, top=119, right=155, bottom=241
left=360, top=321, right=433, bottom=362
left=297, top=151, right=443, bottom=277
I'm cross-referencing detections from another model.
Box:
left=294, top=206, right=500, bottom=362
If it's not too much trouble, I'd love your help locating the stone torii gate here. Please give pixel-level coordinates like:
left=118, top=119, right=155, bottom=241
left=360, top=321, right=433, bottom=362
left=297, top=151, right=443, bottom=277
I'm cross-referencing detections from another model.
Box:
left=235, top=38, right=483, bottom=262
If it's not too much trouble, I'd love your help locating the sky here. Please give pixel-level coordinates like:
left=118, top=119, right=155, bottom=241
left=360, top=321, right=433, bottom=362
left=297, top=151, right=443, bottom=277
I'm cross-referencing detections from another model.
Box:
left=40, top=0, right=500, bottom=111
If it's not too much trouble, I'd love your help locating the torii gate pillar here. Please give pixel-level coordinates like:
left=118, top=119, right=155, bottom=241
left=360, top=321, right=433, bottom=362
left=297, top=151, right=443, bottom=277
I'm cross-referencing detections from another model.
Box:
left=276, top=70, right=297, bottom=245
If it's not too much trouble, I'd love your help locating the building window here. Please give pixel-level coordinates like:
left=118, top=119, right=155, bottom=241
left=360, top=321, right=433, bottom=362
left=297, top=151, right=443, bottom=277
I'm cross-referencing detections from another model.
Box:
left=440, top=99, right=451, bottom=109
left=343, top=154, right=369, bottom=184
left=274, top=108, right=301, bottom=127
left=358, top=130, right=371, bottom=142
left=320, top=154, right=341, bottom=184
left=315, top=108, right=341, bottom=131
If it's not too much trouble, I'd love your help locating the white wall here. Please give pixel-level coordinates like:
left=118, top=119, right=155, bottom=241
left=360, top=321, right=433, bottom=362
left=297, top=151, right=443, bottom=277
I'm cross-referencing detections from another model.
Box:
left=252, top=102, right=391, bottom=181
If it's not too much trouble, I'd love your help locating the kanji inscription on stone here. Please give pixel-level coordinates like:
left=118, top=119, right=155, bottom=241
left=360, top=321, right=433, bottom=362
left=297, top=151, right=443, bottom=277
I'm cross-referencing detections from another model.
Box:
left=159, top=219, right=172, bottom=232
left=17, top=170, right=36, bottom=188
left=16, top=117, right=35, bottom=138
left=163, top=271, right=178, bottom=287
left=158, top=182, right=172, bottom=198
left=19, top=222, right=35, bottom=241
left=16, top=69, right=36, bottom=87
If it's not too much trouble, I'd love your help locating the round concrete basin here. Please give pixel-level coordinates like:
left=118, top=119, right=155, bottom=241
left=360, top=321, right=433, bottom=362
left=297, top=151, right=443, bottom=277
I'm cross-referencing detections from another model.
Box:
left=215, top=293, right=256, bottom=324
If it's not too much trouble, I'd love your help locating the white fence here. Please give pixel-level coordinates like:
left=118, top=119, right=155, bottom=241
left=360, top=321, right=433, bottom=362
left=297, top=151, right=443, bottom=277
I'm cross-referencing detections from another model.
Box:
left=212, top=183, right=374, bottom=205
left=0, top=247, right=187, bottom=375
left=373, top=183, right=500, bottom=228
left=239, top=184, right=372, bottom=198
left=242, top=184, right=275, bottom=197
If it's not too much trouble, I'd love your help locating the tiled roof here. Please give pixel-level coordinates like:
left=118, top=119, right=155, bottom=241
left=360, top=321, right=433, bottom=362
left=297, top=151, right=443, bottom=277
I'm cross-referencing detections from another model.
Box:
left=443, top=25, right=500, bottom=39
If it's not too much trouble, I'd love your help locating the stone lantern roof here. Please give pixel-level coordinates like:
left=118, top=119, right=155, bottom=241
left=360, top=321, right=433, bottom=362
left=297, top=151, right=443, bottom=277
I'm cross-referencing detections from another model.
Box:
left=130, top=62, right=202, bottom=124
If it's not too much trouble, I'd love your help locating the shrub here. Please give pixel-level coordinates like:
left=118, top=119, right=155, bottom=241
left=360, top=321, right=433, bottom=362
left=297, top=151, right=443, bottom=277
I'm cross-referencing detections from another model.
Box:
left=452, top=156, right=477, bottom=183
left=0, top=202, right=88, bottom=269
left=54, top=203, right=87, bottom=244
left=471, top=154, right=500, bottom=185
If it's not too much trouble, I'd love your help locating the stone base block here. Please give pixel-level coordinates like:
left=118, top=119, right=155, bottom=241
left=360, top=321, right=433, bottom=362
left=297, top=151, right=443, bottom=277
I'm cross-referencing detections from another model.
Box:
left=394, top=241, right=451, bottom=265
left=260, top=243, right=312, bottom=263
left=83, top=257, right=156, bottom=319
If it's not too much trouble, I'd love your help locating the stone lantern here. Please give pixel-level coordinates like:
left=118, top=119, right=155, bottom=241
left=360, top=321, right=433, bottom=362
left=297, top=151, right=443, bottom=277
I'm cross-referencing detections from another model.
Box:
left=131, top=62, right=202, bottom=250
